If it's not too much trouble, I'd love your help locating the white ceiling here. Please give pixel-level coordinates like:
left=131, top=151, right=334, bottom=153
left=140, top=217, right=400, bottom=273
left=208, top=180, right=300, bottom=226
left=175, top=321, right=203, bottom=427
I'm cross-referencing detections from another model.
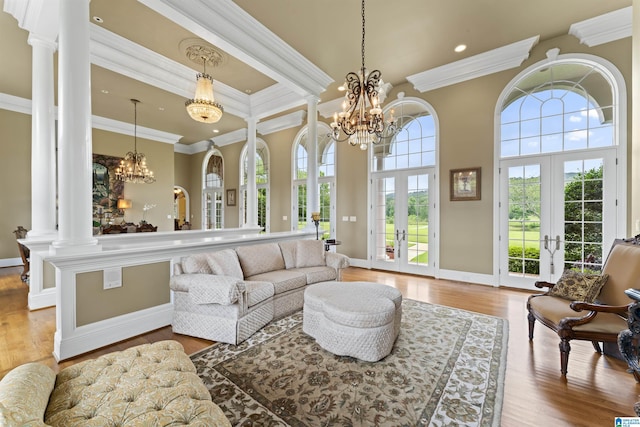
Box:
left=0, top=0, right=632, bottom=149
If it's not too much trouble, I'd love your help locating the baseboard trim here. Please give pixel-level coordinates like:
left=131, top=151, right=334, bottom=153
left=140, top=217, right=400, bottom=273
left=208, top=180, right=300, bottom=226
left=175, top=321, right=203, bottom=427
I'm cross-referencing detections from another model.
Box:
left=53, top=303, right=174, bottom=361
left=437, top=269, right=496, bottom=287
left=0, top=257, right=22, bottom=268
left=345, top=260, right=496, bottom=287
left=28, top=288, right=56, bottom=310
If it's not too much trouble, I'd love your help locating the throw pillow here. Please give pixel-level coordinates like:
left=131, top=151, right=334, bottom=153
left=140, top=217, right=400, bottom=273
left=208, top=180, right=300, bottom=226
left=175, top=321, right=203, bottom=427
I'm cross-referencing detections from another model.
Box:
left=548, top=269, right=609, bottom=302
left=205, top=249, right=245, bottom=280
left=181, top=253, right=212, bottom=275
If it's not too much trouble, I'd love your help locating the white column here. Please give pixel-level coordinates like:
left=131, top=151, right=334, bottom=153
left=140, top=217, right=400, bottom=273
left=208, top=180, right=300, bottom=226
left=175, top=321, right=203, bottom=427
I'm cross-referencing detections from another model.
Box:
left=306, top=96, right=320, bottom=224
left=51, top=0, right=99, bottom=252
left=244, top=118, right=259, bottom=228
left=633, top=0, right=640, bottom=232
left=27, top=34, right=58, bottom=239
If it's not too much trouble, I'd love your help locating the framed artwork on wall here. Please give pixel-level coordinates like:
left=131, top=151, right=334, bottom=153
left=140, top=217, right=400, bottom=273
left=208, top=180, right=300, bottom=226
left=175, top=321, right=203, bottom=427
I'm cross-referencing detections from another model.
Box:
left=93, top=154, right=125, bottom=216
left=450, top=167, right=481, bottom=201
left=226, top=189, right=236, bottom=206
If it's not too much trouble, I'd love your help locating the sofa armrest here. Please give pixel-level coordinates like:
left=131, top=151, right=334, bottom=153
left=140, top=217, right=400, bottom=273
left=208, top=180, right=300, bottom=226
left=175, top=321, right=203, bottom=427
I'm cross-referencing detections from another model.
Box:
left=0, top=363, right=55, bottom=426
left=170, top=274, right=242, bottom=305
left=326, top=252, right=350, bottom=270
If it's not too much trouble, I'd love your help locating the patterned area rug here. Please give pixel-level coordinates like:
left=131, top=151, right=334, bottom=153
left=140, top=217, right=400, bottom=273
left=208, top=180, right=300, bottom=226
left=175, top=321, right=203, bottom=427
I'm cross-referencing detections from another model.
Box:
left=191, top=299, right=508, bottom=426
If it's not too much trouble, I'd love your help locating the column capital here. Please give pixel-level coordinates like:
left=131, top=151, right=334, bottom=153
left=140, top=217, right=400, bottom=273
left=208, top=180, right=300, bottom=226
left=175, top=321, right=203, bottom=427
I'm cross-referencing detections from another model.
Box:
left=305, top=95, right=320, bottom=105
left=27, top=33, right=58, bottom=51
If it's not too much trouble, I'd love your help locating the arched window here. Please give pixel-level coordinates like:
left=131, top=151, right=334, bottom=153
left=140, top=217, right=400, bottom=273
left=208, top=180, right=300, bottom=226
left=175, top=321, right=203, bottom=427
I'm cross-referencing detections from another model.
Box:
left=202, top=149, right=224, bottom=229
left=240, top=139, right=269, bottom=232
left=497, top=54, right=626, bottom=290
left=292, top=123, right=335, bottom=238
left=369, top=97, right=438, bottom=277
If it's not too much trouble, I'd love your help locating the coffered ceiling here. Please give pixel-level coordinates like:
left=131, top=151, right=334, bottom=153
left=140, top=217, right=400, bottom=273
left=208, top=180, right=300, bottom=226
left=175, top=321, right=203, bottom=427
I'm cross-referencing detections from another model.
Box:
left=0, top=0, right=632, bottom=148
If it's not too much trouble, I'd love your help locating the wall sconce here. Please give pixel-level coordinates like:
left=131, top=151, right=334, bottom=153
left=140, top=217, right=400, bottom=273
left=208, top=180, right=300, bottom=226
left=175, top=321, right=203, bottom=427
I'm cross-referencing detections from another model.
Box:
left=311, top=212, right=321, bottom=240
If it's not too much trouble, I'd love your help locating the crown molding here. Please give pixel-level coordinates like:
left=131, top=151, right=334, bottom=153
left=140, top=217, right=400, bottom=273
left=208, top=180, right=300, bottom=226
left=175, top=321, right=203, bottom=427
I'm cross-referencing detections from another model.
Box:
left=139, top=0, right=333, bottom=97
left=3, top=0, right=59, bottom=41
left=407, top=36, right=539, bottom=93
left=174, top=139, right=209, bottom=155
left=257, top=110, right=306, bottom=135
left=212, top=128, right=248, bottom=147
left=250, top=83, right=307, bottom=119
left=92, top=116, right=181, bottom=145
left=569, top=7, right=631, bottom=47
left=0, top=93, right=181, bottom=144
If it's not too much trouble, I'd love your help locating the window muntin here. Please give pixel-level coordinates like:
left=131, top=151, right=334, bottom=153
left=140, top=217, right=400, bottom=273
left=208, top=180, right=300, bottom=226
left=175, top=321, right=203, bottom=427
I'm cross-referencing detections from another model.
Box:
left=500, top=63, right=615, bottom=158
left=373, top=102, right=435, bottom=172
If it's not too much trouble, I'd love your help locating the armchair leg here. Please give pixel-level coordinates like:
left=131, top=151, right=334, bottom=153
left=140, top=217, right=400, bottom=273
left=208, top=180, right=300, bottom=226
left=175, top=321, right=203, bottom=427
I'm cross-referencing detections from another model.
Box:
left=527, top=312, right=535, bottom=340
left=559, top=339, right=571, bottom=376
left=591, top=341, right=602, bottom=354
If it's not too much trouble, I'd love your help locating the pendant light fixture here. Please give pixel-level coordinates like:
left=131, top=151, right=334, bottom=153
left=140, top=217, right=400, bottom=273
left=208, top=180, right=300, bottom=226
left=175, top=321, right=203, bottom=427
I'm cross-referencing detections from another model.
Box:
left=330, top=0, right=397, bottom=150
left=115, top=99, right=155, bottom=184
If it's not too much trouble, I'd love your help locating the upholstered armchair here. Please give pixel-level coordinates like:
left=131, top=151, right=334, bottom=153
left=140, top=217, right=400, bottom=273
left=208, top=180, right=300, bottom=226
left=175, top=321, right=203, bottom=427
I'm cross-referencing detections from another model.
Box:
left=527, top=242, right=640, bottom=376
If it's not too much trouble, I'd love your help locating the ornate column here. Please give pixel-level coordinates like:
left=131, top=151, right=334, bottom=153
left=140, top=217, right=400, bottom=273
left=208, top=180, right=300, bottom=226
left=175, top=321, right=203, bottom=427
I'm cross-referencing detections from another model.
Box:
left=306, top=96, right=320, bottom=226
left=244, top=118, right=258, bottom=228
left=51, top=0, right=99, bottom=253
left=27, top=34, right=58, bottom=239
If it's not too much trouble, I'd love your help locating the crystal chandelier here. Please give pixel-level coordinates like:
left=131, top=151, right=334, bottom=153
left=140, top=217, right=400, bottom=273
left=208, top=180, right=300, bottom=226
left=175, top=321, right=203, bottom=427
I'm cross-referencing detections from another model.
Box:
left=115, top=99, right=156, bottom=184
left=185, top=52, right=224, bottom=124
left=330, top=0, right=396, bottom=151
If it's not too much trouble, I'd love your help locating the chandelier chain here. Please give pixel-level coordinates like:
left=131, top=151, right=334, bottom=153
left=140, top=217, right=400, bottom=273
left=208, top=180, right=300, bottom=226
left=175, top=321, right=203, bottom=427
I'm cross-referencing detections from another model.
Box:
left=361, top=0, right=366, bottom=71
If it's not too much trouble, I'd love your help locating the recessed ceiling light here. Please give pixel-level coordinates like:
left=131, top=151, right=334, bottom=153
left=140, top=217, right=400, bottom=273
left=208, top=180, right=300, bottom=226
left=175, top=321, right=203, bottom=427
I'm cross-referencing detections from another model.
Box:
left=100, top=89, right=109, bottom=94
left=454, top=44, right=467, bottom=53
left=212, top=129, right=220, bottom=133
left=93, top=16, right=104, bottom=23
left=245, top=89, right=252, bottom=94
left=158, top=107, right=165, bottom=111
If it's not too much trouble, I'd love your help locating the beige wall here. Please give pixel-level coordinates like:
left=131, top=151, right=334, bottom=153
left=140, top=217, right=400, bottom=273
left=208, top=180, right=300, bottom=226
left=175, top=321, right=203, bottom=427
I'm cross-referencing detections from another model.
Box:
left=76, top=261, right=170, bottom=326
left=0, top=109, right=31, bottom=260
left=262, top=128, right=299, bottom=233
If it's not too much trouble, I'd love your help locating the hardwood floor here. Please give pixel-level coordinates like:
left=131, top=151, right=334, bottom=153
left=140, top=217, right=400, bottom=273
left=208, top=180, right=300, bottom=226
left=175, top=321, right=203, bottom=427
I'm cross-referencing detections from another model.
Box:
left=1, top=265, right=638, bottom=426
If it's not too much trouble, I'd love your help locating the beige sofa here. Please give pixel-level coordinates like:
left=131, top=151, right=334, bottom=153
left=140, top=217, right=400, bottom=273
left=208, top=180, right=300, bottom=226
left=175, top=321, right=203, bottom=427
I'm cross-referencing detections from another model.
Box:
left=170, top=239, right=349, bottom=345
left=0, top=341, right=230, bottom=426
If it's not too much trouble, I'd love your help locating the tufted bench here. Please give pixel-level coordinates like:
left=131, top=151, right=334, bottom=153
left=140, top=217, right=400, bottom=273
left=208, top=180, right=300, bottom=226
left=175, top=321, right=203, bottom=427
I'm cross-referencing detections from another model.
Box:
left=0, top=340, right=230, bottom=426
left=303, top=281, right=403, bottom=362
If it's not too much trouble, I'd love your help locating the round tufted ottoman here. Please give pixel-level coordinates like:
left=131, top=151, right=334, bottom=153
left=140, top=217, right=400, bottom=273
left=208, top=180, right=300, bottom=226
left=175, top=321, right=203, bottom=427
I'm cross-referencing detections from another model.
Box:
left=303, top=281, right=402, bottom=362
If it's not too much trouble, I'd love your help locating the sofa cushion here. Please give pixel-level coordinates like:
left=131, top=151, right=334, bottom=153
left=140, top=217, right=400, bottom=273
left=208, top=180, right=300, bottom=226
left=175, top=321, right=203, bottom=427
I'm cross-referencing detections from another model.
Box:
left=291, top=266, right=337, bottom=284
left=206, top=249, right=244, bottom=280
left=279, top=240, right=297, bottom=269
left=182, top=253, right=213, bottom=274
left=295, top=239, right=325, bottom=268
left=246, top=269, right=307, bottom=294
left=0, top=362, right=55, bottom=426
left=236, top=243, right=285, bottom=277
left=548, top=269, right=609, bottom=303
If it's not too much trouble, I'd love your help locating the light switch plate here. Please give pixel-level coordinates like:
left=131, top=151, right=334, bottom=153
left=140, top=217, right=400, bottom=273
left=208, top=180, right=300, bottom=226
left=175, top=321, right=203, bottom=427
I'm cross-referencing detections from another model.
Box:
left=103, top=267, right=122, bottom=289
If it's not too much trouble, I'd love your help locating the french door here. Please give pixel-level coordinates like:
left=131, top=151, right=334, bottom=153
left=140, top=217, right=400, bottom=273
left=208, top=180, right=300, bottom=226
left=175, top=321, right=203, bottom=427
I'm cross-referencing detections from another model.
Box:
left=371, top=169, right=434, bottom=276
left=203, top=190, right=223, bottom=229
left=499, top=149, right=617, bottom=290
